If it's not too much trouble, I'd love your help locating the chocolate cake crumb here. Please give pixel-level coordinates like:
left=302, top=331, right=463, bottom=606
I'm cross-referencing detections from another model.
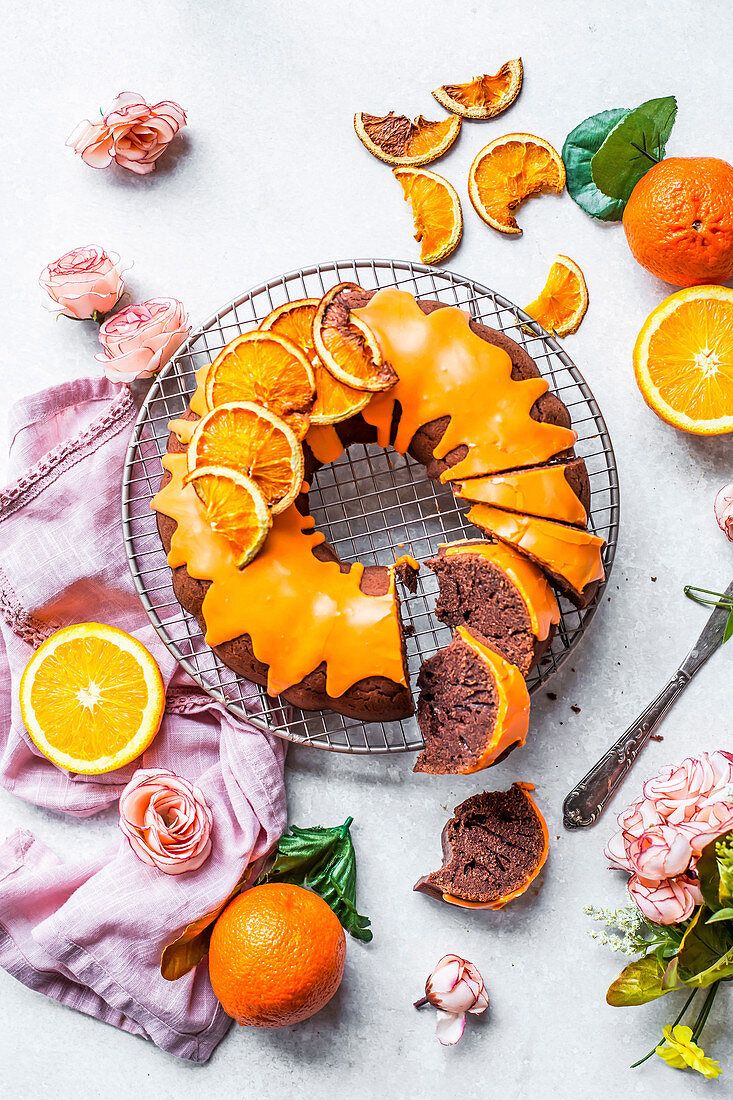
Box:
left=546, top=691, right=557, bottom=701
left=571, top=705, right=581, bottom=714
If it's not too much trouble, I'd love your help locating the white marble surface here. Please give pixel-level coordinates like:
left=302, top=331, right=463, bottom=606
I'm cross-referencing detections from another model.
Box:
left=3, top=1, right=733, bottom=1096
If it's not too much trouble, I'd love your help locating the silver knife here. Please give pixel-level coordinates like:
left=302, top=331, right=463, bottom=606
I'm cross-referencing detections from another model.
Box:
left=563, top=579, right=733, bottom=829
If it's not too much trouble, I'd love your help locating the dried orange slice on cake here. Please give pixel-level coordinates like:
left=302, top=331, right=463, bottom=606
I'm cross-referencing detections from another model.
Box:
left=354, top=111, right=461, bottom=167
left=260, top=299, right=370, bottom=424
left=393, top=167, right=462, bottom=265
left=19, top=623, right=165, bottom=774
left=187, top=402, right=304, bottom=513
left=633, top=286, right=733, bottom=435
left=313, top=283, right=397, bottom=391
left=184, top=466, right=272, bottom=567
left=524, top=255, right=588, bottom=337
left=204, top=331, right=315, bottom=439
left=432, top=59, right=523, bottom=119
left=468, top=133, right=565, bottom=235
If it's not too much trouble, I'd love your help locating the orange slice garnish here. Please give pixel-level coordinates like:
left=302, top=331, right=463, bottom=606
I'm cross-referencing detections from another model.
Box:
left=468, top=133, right=565, bottom=235
left=354, top=111, right=461, bottom=167
left=432, top=59, right=523, bottom=119
left=187, top=401, right=304, bottom=514
left=19, top=623, right=165, bottom=774
left=524, top=255, right=588, bottom=337
left=260, top=298, right=370, bottom=424
left=633, top=285, right=733, bottom=435
left=313, top=283, right=397, bottom=392
left=205, top=331, right=315, bottom=440
left=183, top=465, right=272, bottom=568
left=393, top=167, right=462, bottom=265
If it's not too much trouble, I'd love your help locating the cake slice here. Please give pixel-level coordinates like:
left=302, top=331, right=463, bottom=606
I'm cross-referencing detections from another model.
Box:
left=453, top=459, right=590, bottom=527
left=427, top=540, right=559, bottom=675
left=414, top=784, right=549, bottom=908
left=414, top=626, right=530, bottom=775
left=467, top=504, right=605, bottom=607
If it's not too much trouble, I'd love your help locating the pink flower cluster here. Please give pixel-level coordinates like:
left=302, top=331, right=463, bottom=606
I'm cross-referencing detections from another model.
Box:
left=67, top=92, right=186, bottom=175
left=605, top=751, right=733, bottom=924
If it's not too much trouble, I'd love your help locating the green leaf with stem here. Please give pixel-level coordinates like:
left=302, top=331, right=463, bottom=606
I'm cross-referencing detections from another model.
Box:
left=677, top=906, right=733, bottom=988
left=562, top=107, right=630, bottom=221
left=683, top=585, right=733, bottom=644
left=591, top=96, right=677, bottom=204
left=607, top=953, right=677, bottom=1006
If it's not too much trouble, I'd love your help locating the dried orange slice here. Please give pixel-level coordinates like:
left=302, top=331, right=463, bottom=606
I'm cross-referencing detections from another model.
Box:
left=468, top=133, right=565, bottom=235
left=260, top=299, right=370, bottom=424
left=313, top=283, right=397, bottom=392
left=204, top=331, right=315, bottom=440
left=524, top=255, right=588, bottom=337
left=633, top=286, right=733, bottom=435
left=187, top=402, right=304, bottom=513
left=184, top=465, right=271, bottom=567
left=354, top=111, right=461, bottom=167
left=432, top=59, right=523, bottom=119
left=393, top=167, right=462, bottom=265
left=19, top=623, right=165, bottom=774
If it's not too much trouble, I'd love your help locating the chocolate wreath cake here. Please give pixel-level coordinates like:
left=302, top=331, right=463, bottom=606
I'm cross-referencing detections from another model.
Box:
left=152, top=282, right=605, bottom=734
left=414, top=783, right=549, bottom=908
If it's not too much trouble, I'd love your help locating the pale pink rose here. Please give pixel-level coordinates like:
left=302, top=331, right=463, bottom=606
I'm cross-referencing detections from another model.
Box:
left=628, top=874, right=701, bottom=925
left=67, top=92, right=186, bottom=175
left=604, top=829, right=632, bottom=871
left=715, top=484, right=733, bottom=542
left=626, top=824, right=694, bottom=881
left=685, top=799, right=733, bottom=854
left=96, top=297, right=190, bottom=383
left=642, top=753, right=733, bottom=826
left=417, top=954, right=489, bottom=1046
left=119, top=768, right=212, bottom=875
left=39, top=245, right=126, bottom=320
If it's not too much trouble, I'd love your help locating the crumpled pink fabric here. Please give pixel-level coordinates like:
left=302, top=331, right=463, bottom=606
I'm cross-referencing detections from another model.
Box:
left=0, top=377, right=287, bottom=1061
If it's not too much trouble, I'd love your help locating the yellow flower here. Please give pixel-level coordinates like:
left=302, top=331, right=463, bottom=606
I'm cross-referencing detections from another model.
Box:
left=656, top=1025, right=722, bottom=1079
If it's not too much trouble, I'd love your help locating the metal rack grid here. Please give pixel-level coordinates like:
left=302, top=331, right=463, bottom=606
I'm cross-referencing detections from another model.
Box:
left=121, top=259, right=619, bottom=755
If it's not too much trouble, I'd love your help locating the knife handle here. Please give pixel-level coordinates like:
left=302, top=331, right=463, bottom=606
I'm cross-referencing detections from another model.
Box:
left=562, top=670, right=690, bottom=829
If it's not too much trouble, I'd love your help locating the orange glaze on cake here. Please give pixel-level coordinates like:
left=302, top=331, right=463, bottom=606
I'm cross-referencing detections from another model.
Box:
left=455, top=625, right=529, bottom=773
left=468, top=505, right=605, bottom=593
left=353, top=289, right=576, bottom=481
left=442, top=540, right=559, bottom=641
left=152, top=454, right=408, bottom=698
left=441, top=783, right=549, bottom=910
left=455, top=463, right=588, bottom=526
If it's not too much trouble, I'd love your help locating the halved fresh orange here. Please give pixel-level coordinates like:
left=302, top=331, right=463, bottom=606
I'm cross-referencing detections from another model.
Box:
left=354, top=111, right=461, bottom=167
left=524, top=255, right=588, bottom=337
left=204, top=331, right=315, bottom=440
left=633, top=286, right=733, bottom=435
left=468, top=133, right=565, bottom=235
left=183, top=465, right=271, bottom=567
left=432, top=59, right=523, bottom=119
left=187, top=402, right=304, bottom=513
left=313, top=283, right=397, bottom=392
left=393, top=167, right=462, bottom=265
left=260, top=299, right=370, bottom=424
left=19, top=623, right=165, bottom=775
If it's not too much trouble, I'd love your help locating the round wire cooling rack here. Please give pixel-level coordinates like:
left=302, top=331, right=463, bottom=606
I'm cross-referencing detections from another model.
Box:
left=122, top=258, right=619, bottom=756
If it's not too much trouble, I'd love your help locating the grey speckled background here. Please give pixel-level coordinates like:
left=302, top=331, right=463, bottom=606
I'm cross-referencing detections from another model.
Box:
left=2, top=1, right=733, bottom=1096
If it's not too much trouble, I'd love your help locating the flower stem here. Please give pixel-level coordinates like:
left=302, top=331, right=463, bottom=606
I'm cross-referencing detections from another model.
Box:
left=691, top=980, right=720, bottom=1042
left=630, top=987, right=697, bottom=1069
left=413, top=996, right=429, bottom=1009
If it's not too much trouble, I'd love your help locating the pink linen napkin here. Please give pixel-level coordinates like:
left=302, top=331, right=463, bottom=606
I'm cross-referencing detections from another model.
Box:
left=0, top=377, right=287, bottom=1061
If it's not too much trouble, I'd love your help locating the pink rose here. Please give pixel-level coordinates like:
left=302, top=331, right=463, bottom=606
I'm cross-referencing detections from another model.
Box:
left=67, top=92, right=186, bottom=175
left=417, top=954, right=489, bottom=1046
left=715, top=484, right=733, bottom=541
left=686, top=799, right=733, bottom=854
left=39, top=245, right=126, bottom=320
left=119, top=768, right=213, bottom=875
left=628, top=875, right=702, bottom=925
left=626, top=824, right=694, bottom=881
left=642, top=753, right=733, bottom=825
left=96, top=297, right=190, bottom=383
left=604, top=828, right=632, bottom=871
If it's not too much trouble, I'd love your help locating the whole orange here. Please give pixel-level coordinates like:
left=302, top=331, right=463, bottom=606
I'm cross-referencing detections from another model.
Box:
left=623, top=157, right=733, bottom=287
left=208, top=883, right=346, bottom=1028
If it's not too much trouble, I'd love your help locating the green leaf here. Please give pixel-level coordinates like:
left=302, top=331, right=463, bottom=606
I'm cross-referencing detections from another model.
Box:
left=256, top=817, right=373, bottom=942
left=590, top=96, right=677, bottom=204
left=606, top=953, right=676, bottom=1006
left=706, top=907, right=733, bottom=925
left=562, top=108, right=630, bottom=221
left=715, top=833, right=733, bottom=904
left=696, top=839, right=723, bottom=912
left=677, top=907, right=733, bottom=988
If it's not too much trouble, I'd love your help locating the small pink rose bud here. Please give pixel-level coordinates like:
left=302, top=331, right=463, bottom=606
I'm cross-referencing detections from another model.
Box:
left=40, top=245, right=126, bottom=320
left=415, top=954, right=488, bottom=1045
left=119, top=767, right=213, bottom=875
left=715, top=484, right=733, bottom=542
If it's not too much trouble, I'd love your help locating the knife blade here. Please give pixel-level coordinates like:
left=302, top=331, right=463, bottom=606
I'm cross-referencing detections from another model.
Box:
left=563, top=579, right=733, bottom=829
